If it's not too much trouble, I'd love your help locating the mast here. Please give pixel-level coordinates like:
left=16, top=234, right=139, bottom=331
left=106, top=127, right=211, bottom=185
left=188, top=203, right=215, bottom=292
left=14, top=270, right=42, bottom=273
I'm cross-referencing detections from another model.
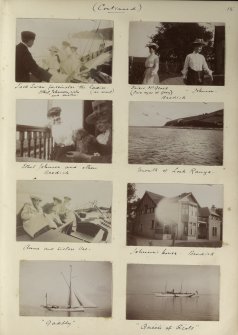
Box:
left=68, top=265, right=72, bottom=308
left=45, top=293, right=48, bottom=306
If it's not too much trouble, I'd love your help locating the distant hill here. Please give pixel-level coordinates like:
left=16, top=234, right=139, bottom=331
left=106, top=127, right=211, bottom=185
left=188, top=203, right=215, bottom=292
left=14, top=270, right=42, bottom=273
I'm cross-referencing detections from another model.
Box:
left=164, top=109, right=223, bottom=128
left=72, top=28, right=113, bottom=40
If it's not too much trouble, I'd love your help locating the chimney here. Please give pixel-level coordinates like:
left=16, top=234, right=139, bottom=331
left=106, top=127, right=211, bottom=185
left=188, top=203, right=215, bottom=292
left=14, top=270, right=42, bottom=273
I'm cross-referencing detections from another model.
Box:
left=211, top=205, right=216, bottom=212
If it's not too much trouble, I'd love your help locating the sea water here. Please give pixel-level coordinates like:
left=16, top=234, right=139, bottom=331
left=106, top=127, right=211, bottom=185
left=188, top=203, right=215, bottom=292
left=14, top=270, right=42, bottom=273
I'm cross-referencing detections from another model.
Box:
left=126, top=293, right=219, bottom=321
left=128, top=127, right=223, bottom=165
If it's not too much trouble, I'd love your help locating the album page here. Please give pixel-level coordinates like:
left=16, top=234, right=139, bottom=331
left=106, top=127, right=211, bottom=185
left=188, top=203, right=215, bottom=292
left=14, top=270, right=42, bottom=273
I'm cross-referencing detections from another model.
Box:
left=0, top=0, right=238, bottom=335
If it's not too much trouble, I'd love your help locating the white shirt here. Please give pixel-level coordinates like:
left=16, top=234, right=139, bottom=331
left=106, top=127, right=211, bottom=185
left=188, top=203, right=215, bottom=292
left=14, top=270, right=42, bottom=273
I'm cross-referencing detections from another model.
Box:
left=96, top=129, right=110, bottom=145
left=51, top=123, right=74, bottom=146
left=182, top=52, right=212, bottom=76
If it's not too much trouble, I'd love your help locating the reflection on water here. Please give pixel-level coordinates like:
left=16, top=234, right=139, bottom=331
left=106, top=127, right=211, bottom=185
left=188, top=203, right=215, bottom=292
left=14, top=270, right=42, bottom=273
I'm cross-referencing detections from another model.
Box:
left=129, top=127, right=223, bottom=165
left=126, top=293, right=219, bottom=321
left=20, top=305, right=111, bottom=317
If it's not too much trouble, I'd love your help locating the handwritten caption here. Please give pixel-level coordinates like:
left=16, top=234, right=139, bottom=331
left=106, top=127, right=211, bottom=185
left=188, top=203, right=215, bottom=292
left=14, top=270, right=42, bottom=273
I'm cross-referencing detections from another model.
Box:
left=93, top=2, right=142, bottom=13
left=130, top=86, right=216, bottom=99
left=23, top=244, right=90, bottom=252
left=139, top=323, right=199, bottom=331
left=20, top=163, right=97, bottom=175
left=137, top=166, right=213, bottom=177
left=130, top=248, right=215, bottom=257
left=41, top=320, right=75, bottom=328
left=15, top=83, right=114, bottom=97
left=130, top=86, right=186, bottom=100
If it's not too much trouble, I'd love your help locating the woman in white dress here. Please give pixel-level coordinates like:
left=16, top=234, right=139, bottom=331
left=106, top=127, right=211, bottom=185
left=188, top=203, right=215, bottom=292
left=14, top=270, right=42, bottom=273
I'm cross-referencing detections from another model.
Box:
left=142, top=43, right=160, bottom=85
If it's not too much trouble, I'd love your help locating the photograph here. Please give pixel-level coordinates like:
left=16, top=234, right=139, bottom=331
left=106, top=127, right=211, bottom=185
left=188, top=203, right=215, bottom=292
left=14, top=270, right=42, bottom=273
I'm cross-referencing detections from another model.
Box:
left=128, top=101, right=223, bottom=165
left=16, top=99, right=112, bottom=163
left=127, top=183, right=223, bottom=247
left=126, top=264, right=220, bottom=321
left=129, top=22, right=224, bottom=85
left=16, top=180, right=112, bottom=243
left=16, top=18, right=113, bottom=83
left=20, top=261, right=112, bottom=317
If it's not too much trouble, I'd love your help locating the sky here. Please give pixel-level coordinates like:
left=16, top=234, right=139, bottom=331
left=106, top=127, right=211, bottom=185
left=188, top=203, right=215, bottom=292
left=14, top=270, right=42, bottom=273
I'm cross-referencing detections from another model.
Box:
left=16, top=99, right=83, bottom=129
left=129, top=102, right=223, bottom=127
left=17, top=180, right=112, bottom=212
left=133, top=183, right=223, bottom=208
left=16, top=18, right=113, bottom=61
left=20, top=261, right=112, bottom=308
left=129, top=22, right=215, bottom=57
left=127, top=264, right=219, bottom=295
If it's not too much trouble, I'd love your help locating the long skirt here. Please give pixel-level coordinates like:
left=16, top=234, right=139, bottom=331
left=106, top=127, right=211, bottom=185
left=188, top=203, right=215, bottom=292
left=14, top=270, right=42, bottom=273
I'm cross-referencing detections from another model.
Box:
left=185, top=67, right=204, bottom=85
left=142, top=68, right=160, bottom=85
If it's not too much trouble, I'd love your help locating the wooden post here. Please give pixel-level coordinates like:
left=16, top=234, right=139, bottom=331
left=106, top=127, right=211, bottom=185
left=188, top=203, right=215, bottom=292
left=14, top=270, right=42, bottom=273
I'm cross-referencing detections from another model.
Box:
left=19, top=131, right=25, bottom=157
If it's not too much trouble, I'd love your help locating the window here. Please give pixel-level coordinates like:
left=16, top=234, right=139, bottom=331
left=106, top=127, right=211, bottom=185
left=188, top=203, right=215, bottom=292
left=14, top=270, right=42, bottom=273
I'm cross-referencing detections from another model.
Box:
left=151, top=220, right=155, bottom=229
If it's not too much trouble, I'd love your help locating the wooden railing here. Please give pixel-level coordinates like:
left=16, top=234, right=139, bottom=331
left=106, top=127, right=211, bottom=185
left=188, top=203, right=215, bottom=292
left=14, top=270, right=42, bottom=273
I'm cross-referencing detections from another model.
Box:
left=16, top=125, right=53, bottom=160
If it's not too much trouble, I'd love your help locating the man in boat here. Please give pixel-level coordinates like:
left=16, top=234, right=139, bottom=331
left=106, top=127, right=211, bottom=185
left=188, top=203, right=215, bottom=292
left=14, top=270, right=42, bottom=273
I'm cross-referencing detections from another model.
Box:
left=182, top=38, right=213, bottom=85
left=66, top=100, right=112, bottom=163
left=58, top=196, right=77, bottom=234
left=20, top=195, right=50, bottom=237
left=16, top=31, right=52, bottom=82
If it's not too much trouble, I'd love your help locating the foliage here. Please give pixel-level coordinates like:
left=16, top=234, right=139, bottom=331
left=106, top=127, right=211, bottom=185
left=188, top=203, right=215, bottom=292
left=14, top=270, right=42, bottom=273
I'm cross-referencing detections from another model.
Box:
left=151, top=23, right=214, bottom=67
left=127, top=183, right=140, bottom=229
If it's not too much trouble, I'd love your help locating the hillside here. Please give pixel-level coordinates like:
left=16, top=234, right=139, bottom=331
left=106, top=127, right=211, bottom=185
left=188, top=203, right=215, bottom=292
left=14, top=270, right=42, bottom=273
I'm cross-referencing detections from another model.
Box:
left=164, top=109, right=223, bottom=128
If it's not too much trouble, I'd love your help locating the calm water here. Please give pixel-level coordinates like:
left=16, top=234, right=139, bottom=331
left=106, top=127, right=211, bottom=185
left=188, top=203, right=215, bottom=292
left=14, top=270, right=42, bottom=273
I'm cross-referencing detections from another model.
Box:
left=20, top=305, right=111, bottom=317
left=129, top=127, right=223, bottom=165
left=126, top=293, right=219, bottom=321
left=20, top=295, right=111, bottom=317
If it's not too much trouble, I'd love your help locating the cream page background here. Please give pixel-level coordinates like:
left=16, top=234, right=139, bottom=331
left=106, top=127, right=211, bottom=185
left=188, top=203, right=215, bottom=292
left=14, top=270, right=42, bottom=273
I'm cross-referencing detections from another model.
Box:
left=0, top=0, right=238, bottom=334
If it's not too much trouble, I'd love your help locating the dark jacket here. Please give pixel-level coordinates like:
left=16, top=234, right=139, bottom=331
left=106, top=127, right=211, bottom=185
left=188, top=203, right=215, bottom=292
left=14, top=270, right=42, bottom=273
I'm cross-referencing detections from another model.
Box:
left=15, top=42, right=52, bottom=82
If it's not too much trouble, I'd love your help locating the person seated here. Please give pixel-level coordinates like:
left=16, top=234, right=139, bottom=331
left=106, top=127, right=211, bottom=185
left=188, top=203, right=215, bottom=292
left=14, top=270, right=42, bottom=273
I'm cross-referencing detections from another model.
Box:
left=72, top=128, right=99, bottom=155
left=66, top=100, right=112, bottom=163
left=58, top=196, right=77, bottom=234
left=21, top=195, right=50, bottom=238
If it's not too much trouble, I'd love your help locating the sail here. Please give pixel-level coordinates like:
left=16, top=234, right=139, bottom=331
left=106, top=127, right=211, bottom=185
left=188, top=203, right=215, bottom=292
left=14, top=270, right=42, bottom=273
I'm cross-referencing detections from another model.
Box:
left=73, top=288, right=97, bottom=308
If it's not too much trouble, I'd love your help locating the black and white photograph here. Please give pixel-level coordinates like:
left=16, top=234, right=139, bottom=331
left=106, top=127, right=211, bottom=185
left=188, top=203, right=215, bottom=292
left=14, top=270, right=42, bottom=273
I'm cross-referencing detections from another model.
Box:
left=16, top=19, right=113, bottom=83
left=20, top=261, right=112, bottom=317
left=16, top=180, right=112, bottom=243
left=16, top=99, right=112, bottom=163
left=129, top=22, right=224, bottom=85
left=129, top=102, right=223, bottom=166
left=127, top=183, right=223, bottom=247
left=126, top=264, right=219, bottom=321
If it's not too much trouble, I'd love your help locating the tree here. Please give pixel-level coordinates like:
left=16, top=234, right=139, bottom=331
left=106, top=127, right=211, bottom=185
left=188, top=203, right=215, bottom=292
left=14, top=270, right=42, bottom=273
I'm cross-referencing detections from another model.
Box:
left=127, top=183, right=140, bottom=232
left=151, top=23, right=214, bottom=71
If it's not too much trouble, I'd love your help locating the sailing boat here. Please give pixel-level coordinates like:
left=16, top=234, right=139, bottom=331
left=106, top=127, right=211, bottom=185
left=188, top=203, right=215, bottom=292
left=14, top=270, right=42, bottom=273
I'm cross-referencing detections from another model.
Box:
left=42, top=265, right=97, bottom=312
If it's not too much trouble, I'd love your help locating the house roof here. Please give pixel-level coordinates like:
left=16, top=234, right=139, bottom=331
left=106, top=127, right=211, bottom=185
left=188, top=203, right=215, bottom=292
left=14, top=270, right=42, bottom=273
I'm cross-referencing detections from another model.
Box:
left=145, top=191, right=164, bottom=205
left=199, top=207, right=220, bottom=217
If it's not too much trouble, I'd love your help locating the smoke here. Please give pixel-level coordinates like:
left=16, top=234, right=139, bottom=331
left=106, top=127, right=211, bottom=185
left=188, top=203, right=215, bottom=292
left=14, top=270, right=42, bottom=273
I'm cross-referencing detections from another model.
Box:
left=155, top=198, right=178, bottom=226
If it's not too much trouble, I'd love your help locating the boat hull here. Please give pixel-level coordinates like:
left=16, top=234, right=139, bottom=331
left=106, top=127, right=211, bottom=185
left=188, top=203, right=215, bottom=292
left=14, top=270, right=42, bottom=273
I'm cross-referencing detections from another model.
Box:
left=43, top=306, right=84, bottom=312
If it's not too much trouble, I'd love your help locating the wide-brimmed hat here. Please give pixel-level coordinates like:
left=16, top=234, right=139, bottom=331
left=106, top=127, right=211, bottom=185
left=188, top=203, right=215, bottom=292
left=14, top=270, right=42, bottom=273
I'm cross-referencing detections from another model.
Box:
left=86, top=101, right=112, bottom=125
left=49, top=46, right=59, bottom=53
left=53, top=197, right=62, bottom=203
left=30, top=194, right=42, bottom=202
left=64, top=196, right=71, bottom=201
left=47, top=107, right=61, bottom=118
left=62, top=41, right=71, bottom=47
left=146, top=42, right=159, bottom=49
left=192, top=38, right=206, bottom=46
